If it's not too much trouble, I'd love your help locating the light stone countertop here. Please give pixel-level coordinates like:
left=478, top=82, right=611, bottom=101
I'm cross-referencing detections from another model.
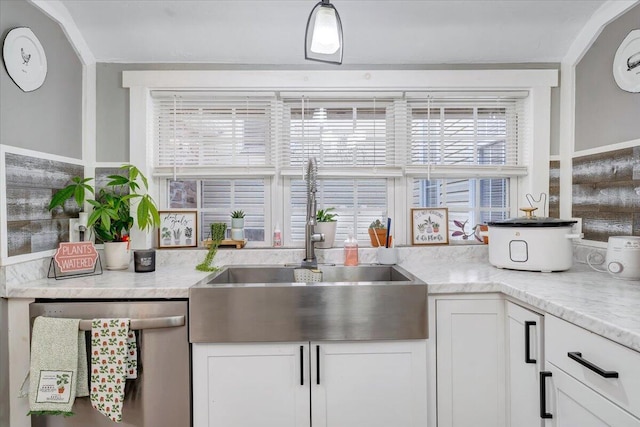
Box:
left=3, top=245, right=640, bottom=352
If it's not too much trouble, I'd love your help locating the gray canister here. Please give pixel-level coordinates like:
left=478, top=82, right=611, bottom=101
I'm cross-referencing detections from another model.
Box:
left=134, top=249, right=156, bottom=273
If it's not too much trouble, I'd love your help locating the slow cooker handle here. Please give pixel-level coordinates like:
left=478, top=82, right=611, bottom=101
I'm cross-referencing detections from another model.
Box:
left=564, top=233, right=583, bottom=239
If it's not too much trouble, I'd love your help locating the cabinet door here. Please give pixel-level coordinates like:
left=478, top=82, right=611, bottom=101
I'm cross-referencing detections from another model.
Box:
left=507, top=302, right=544, bottom=427
left=311, top=340, right=427, bottom=427
left=192, top=342, right=310, bottom=427
left=544, top=364, right=640, bottom=427
left=437, top=299, right=506, bottom=427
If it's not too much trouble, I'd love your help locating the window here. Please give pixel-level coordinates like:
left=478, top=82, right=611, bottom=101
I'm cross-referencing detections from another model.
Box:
left=150, top=89, right=530, bottom=247
left=153, top=93, right=277, bottom=244
left=406, top=96, right=524, bottom=240
left=281, top=98, right=398, bottom=245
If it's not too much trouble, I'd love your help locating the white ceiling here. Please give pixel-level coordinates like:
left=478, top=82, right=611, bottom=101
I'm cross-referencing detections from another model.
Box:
left=59, top=0, right=607, bottom=65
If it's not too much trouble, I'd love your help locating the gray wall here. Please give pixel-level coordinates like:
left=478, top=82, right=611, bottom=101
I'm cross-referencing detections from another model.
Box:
left=575, top=4, right=640, bottom=151
left=96, top=62, right=561, bottom=163
left=0, top=0, right=82, bottom=159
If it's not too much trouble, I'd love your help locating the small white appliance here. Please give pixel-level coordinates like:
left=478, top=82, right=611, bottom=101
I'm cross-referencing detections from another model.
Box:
left=603, top=236, right=640, bottom=281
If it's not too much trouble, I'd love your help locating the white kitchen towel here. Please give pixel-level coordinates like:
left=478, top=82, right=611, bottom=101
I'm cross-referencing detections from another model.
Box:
left=28, top=317, right=89, bottom=417
left=89, top=319, right=137, bottom=423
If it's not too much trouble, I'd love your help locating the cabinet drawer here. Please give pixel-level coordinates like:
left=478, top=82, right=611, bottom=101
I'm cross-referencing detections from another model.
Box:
left=546, top=315, right=640, bottom=418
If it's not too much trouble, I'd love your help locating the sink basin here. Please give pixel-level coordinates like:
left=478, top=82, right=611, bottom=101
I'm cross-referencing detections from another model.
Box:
left=206, top=264, right=416, bottom=285
left=189, top=264, right=427, bottom=343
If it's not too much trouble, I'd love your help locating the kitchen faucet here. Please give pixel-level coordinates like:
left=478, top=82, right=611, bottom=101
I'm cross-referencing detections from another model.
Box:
left=302, top=157, right=324, bottom=268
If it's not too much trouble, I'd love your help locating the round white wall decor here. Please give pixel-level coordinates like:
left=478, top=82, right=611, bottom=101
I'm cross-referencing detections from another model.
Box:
left=2, top=27, right=48, bottom=92
left=613, top=29, right=640, bottom=93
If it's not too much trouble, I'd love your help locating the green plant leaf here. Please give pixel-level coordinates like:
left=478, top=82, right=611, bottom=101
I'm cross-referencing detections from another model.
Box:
left=107, top=175, right=129, bottom=186
left=48, top=186, right=75, bottom=210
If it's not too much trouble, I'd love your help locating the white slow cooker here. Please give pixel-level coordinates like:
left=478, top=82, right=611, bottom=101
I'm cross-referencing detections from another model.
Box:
left=487, top=213, right=579, bottom=272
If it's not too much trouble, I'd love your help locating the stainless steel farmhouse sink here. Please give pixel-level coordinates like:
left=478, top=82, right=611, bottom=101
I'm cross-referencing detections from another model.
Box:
left=189, top=264, right=428, bottom=343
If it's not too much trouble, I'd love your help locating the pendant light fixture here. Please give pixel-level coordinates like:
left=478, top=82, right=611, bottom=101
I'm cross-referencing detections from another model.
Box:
left=305, top=0, right=343, bottom=64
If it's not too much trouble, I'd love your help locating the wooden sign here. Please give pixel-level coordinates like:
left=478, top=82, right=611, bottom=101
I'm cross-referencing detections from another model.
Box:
left=53, top=242, right=99, bottom=272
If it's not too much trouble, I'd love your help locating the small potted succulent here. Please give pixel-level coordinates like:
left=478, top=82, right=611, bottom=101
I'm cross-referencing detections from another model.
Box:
left=230, top=210, right=245, bottom=228
left=368, top=219, right=387, bottom=247
left=315, top=207, right=338, bottom=248
left=230, top=210, right=245, bottom=240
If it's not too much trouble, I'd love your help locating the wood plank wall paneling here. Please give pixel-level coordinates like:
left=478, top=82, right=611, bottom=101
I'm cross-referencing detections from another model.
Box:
left=4, top=153, right=83, bottom=257
left=549, top=160, right=560, bottom=219
left=572, top=146, right=640, bottom=242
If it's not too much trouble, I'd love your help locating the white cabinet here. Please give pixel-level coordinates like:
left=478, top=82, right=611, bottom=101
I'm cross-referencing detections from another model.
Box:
left=193, top=340, right=427, bottom=427
left=506, top=301, right=544, bottom=427
left=312, top=341, right=427, bottom=427
left=542, top=315, right=640, bottom=426
left=436, top=298, right=506, bottom=427
left=192, top=342, right=310, bottom=427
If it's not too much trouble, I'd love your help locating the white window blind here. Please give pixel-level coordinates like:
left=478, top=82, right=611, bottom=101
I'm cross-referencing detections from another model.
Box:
left=152, top=92, right=279, bottom=177
left=280, top=98, right=401, bottom=177
left=405, top=95, right=527, bottom=178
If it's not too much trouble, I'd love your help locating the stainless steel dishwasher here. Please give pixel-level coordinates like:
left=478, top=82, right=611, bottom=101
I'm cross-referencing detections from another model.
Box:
left=29, top=300, right=190, bottom=427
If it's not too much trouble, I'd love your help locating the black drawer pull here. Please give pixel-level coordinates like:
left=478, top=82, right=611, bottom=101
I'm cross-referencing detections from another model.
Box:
left=300, top=345, right=304, bottom=386
left=316, top=345, right=320, bottom=385
left=567, top=352, right=619, bottom=378
left=539, top=371, right=553, bottom=419
left=525, top=321, right=536, bottom=364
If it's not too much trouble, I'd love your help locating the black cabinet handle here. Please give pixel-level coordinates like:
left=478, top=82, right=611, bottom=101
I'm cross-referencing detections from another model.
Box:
left=300, top=345, right=304, bottom=386
left=525, top=321, right=537, bottom=364
left=539, top=371, right=553, bottom=419
left=316, top=345, right=320, bottom=385
left=567, top=352, right=619, bottom=378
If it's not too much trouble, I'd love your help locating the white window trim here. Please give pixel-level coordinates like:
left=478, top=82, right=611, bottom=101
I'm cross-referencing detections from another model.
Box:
left=125, top=70, right=557, bottom=248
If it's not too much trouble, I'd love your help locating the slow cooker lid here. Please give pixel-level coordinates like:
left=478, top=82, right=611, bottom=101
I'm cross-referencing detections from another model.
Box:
left=487, top=217, right=578, bottom=227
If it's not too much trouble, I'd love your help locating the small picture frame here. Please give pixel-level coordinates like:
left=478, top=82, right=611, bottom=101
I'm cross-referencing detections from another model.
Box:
left=411, top=208, right=449, bottom=245
left=158, top=211, right=198, bottom=248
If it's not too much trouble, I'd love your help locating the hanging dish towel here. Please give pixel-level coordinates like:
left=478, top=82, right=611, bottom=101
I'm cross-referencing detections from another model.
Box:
left=28, top=317, right=89, bottom=417
left=90, top=319, right=137, bottom=423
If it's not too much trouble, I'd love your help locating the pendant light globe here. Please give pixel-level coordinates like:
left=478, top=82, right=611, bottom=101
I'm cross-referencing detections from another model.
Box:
left=305, top=0, right=343, bottom=64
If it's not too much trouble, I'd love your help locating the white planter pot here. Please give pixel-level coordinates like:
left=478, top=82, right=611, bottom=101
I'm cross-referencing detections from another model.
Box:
left=231, top=218, right=245, bottom=229
left=315, top=221, right=337, bottom=249
left=230, top=228, right=244, bottom=240
left=103, top=241, right=131, bottom=270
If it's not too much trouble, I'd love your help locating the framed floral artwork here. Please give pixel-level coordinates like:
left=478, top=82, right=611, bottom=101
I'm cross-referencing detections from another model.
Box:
left=411, top=208, right=449, bottom=245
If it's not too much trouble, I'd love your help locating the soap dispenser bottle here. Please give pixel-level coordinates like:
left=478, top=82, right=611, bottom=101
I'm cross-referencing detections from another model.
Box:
left=273, top=222, right=282, bottom=247
left=344, top=228, right=359, bottom=266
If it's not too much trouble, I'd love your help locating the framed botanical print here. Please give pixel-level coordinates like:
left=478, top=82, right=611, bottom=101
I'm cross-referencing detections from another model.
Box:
left=411, top=208, right=449, bottom=245
left=158, top=211, right=198, bottom=248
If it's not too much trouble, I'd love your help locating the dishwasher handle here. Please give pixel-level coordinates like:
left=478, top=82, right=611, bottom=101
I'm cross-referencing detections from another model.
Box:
left=79, top=315, right=185, bottom=331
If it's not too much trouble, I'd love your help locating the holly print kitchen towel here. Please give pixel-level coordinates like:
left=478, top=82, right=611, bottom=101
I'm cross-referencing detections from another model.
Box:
left=90, top=319, right=138, bottom=423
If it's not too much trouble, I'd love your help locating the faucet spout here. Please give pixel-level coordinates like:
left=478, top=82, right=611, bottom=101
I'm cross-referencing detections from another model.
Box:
left=303, top=157, right=324, bottom=268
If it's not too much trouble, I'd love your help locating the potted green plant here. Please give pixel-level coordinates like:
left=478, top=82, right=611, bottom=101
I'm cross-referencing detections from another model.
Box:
left=196, top=223, right=227, bottom=272
left=315, top=207, right=338, bottom=248
left=48, top=164, right=160, bottom=270
left=230, top=210, right=245, bottom=240
left=368, top=219, right=387, bottom=247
